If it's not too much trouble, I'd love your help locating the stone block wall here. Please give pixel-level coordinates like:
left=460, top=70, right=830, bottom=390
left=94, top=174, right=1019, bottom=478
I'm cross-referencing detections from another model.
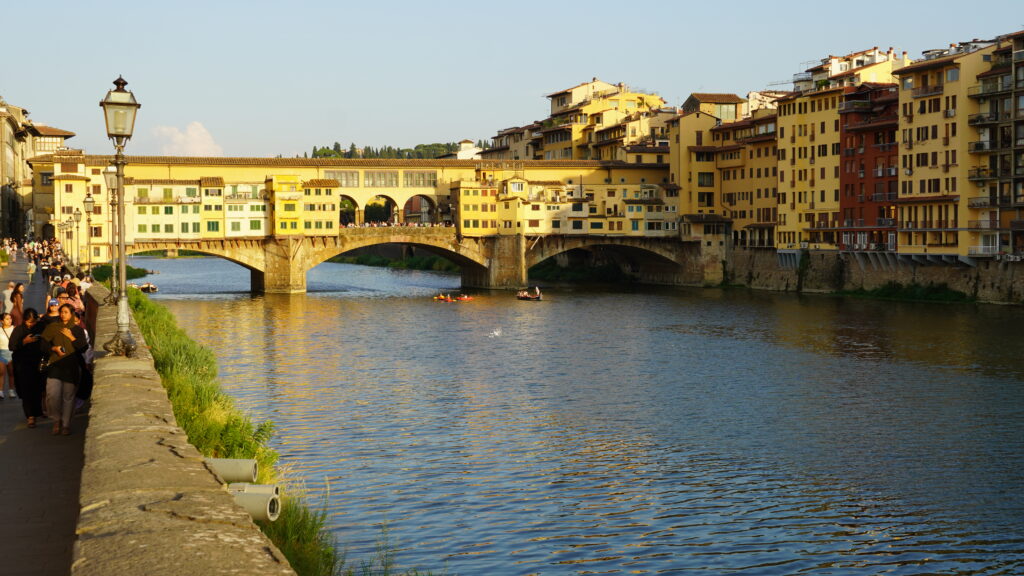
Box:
left=75, top=287, right=295, bottom=576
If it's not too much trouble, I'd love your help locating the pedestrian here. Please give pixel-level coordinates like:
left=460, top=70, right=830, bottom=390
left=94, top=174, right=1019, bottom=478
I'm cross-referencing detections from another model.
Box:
left=1, top=281, right=13, bottom=314
left=26, top=260, right=35, bottom=284
left=9, top=291, right=24, bottom=327
left=0, top=313, right=15, bottom=400
left=9, top=308, right=44, bottom=428
left=41, top=303, right=88, bottom=435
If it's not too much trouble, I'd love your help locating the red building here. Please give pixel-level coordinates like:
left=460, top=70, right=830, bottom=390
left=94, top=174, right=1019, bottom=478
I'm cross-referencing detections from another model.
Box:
left=838, top=83, right=900, bottom=252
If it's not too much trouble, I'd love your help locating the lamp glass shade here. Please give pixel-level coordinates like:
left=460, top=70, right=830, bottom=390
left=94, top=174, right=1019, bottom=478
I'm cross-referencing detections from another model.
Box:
left=83, top=194, right=95, bottom=214
left=100, top=79, right=141, bottom=140
left=73, top=208, right=82, bottom=223
left=103, top=166, right=117, bottom=191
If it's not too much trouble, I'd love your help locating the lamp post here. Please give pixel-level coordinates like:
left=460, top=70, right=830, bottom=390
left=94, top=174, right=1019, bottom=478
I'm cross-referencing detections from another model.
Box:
left=66, top=218, right=75, bottom=266
left=73, top=208, right=82, bottom=268
left=83, top=193, right=94, bottom=274
left=99, top=76, right=140, bottom=356
left=103, top=165, right=119, bottom=303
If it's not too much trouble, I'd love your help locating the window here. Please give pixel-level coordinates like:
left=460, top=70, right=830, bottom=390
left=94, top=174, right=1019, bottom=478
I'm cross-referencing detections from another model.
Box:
left=181, top=223, right=189, bottom=233
left=697, top=172, right=715, bottom=187
left=186, top=187, right=198, bottom=197
left=137, top=206, right=146, bottom=215
left=164, top=224, right=173, bottom=233
left=151, top=224, right=160, bottom=233
left=946, top=68, right=959, bottom=83
left=137, top=225, right=146, bottom=233
left=324, top=170, right=359, bottom=187
left=206, top=221, right=220, bottom=232
left=164, top=206, right=173, bottom=215
left=403, top=171, right=438, bottom=187
left=151, top=206, right=160, bottom=215
left=284, top=203, right=296, bottom=212
left=249, top=220, right=262, bottom=230
left=231, top=222, right=241, bottom=232
left=364, top=171, right=398, bottom=187
left=192, top=222, right=200, bottom=233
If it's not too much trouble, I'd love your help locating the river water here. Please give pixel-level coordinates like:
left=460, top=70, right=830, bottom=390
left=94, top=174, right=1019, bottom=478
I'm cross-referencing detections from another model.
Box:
left=139, top=255, right=1024, bottom=575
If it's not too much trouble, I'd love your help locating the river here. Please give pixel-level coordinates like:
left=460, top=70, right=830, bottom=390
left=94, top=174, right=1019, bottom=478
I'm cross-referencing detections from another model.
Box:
left=138, top=255, right=1024, bottom=575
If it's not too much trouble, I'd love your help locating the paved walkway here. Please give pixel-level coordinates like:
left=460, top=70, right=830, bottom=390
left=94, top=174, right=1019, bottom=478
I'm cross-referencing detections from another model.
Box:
left=0, top=258, right=86, bottom=576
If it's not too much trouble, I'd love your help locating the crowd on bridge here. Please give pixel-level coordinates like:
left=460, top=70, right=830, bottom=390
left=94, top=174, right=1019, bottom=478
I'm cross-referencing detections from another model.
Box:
left=345, top=221, right=454, bottom=228
left=0, top=238, right=94, bottom=436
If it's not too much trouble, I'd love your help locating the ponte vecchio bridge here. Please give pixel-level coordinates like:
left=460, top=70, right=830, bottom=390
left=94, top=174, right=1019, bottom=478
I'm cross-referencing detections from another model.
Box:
left=126, top=227, right=716, bottom=293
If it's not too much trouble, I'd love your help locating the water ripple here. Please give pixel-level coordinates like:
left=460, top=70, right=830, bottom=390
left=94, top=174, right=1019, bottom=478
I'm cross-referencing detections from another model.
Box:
left=139, top=257, right=1024, bottom=575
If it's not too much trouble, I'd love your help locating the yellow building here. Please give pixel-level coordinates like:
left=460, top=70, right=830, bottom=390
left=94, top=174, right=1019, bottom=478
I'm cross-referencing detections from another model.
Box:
left=893, top=39, right=999, bottom=259
left=2, top=98, right=75, bottom=237
left=29, top=153, right=674, bottom=260
left=711, top=109, right=779, bottom=248
left=776, top=47, right=911, bottom=256
left=667, top=108, right=732, bottom=242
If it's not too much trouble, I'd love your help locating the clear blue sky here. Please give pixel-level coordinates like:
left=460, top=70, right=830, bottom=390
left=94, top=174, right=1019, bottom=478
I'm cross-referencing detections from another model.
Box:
left=4, top=0, right=1020, bottom=158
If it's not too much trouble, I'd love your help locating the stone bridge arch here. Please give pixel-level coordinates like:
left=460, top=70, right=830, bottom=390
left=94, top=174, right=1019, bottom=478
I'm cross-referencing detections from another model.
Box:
left=525, top=235, right=702, bottom=286
left=127, top=239, right=266, bottom=273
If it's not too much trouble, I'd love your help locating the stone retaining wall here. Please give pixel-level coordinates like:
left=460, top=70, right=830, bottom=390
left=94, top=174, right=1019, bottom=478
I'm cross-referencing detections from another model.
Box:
left=74, top=286, right=295, bottom=576
left=726, top=247, right=1024, bottom=304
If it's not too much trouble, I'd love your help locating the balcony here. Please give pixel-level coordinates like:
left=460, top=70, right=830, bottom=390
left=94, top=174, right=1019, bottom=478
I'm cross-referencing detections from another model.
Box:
left=968, top=196, right=992, bottom=208
left=857, top=194, right=865, bottom=202
left=793, top=72, right=812, bottom=83
left=968, top=245, right=1000, bottom=256
left=968, top=140, right=1007, bottom=153
left=967, top=220, right=999, bottom=230
left=873, top=168, right=885, bottom=177
left=912, top=84, right=944, bottom=98
left=887, top=167, right=898, bottom=176
left=968, top=81, right=1014, bottom=98
left=877, top=218, right=896, bottom=227
left=969, top=167, right=996, bottom=180
left=872, top=192, right=898, bottom=202
left=968, top=112, right=1000, bottom=126
left=839, top=100, right=873, bottom=113
left=843, top=147, right=857, bottom=156
left=874, top=142, right=897, bottom=152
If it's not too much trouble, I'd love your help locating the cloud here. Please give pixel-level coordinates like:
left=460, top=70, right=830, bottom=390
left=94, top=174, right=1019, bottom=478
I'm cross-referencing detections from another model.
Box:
left=152, top=122, right=224, bottom=156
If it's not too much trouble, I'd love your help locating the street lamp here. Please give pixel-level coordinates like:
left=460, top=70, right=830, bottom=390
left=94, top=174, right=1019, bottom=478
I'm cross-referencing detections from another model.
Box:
left=99, top=76, right=140, bottom=356
left=83, top=193, right=94, bottom=274
left=66, top=217, right=75, bottom=267
left=104, top=163, right=120, bottom=301
left=73, top=208, right=82, bottom=267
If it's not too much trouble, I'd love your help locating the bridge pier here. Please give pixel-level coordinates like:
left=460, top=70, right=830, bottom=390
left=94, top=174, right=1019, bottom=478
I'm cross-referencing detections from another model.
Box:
left=462, top=234, right=528, bottom=289
left=257, top=238, right=308, bottom=293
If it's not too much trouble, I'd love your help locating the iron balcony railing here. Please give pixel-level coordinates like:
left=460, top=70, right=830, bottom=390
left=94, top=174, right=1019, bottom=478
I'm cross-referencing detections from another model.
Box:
left=968, top=196, right=992, bottom=208
left=967, top=220, right=1000, bottom=230
left=913, top=85, right=944, bottom=98
left=872, top=192, right=898, bottom=202
left=968, top=81, right=1014, bottom=98
left=968, top=245, right=1000, bottom=256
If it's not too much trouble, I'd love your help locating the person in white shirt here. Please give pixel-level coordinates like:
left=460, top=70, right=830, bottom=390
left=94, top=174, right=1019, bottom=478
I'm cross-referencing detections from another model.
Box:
left=1, top=281, right=13, bottom=314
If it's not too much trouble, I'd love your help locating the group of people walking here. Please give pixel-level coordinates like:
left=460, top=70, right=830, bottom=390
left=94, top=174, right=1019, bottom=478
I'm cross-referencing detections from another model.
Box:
left=0, top=239, right=93, bottom=436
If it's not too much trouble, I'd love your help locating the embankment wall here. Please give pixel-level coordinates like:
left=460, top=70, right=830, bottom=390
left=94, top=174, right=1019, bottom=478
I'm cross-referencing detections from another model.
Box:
left=75, top=287, right=295, bottom=576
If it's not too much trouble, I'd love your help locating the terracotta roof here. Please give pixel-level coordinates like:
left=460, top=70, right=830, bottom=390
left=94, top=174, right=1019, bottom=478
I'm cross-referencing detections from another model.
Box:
left=623, top=198, right=664, bottom=205
left=51, top=174, right=90, bottom=181
left=689, top=93, right=745, bottom=104
left=527, top=180, right=565, bottom=186
left=302, top=179, right=340, bottom=188
left=894, top=53, right=964, bottom=75
left=33, top=125, right=76, bottom=137
left=200, top=177, right=225, bottom=187
left=125, top=178, right=200, bottom=186
left=27, top=154, right=654, bottom=171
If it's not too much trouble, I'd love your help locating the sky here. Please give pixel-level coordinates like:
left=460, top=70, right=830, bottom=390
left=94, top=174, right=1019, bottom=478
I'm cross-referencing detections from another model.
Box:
left=3, top=0, right=1020, bottom=158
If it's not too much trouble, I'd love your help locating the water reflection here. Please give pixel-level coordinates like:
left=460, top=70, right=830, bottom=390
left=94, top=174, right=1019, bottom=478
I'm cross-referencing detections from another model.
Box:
left=138, top=256, right=1024, bottom=575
